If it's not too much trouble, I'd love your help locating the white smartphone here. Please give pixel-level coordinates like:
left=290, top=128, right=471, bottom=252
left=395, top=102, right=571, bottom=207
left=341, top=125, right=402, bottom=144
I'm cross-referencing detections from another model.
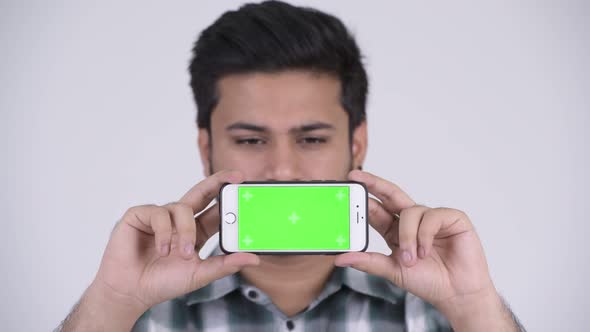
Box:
left=219, top=181, right=368, bottom=254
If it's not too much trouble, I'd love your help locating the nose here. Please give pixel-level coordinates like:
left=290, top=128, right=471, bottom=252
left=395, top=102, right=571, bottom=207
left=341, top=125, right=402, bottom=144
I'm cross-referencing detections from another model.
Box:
left=263, top=140, right=303, bottom=181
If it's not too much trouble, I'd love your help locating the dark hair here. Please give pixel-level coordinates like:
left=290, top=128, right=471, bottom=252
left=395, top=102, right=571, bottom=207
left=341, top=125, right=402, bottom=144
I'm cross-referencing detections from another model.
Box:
left=188, top=0, right=368, bottom=135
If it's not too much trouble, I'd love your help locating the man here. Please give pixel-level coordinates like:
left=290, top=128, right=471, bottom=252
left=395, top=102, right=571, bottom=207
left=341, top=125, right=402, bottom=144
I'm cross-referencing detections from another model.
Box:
left=57, top=1, right=525, bottom=331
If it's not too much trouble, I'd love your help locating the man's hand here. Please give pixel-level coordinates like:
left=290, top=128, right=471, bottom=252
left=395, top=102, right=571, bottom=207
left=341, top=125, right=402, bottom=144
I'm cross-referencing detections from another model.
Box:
left=334, top=170, right=522, bottom=331
left=59, top=170, right=260, bottom=331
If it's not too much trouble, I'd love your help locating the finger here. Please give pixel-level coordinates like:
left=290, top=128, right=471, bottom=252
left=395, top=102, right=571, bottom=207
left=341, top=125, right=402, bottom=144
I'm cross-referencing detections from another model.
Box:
left=124, top=205, right=173, bottom=257
left=398, top=205, right=430, bottom=267
left=194, top=203, right=220, bottom=250
left=417, top=209, right=443, bottom=258
left=179, top=169, right=244, bottom=214
left=193, top=253, right=260, bottom=289
left=367, top=198, right=399, bottom=246
left=348, top=170, right=415, bottom=215
left=165, top=202, right=197, bottom=259
left=334, top=252, right=404, bottom=287
left=418, top=207, right=473, bottom=257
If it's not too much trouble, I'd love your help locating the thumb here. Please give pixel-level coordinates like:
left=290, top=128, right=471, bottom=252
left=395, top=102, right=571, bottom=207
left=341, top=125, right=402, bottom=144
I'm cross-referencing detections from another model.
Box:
left=334, top=252, right=403, bottom=285
left=193, top=253, right=260, bottom=289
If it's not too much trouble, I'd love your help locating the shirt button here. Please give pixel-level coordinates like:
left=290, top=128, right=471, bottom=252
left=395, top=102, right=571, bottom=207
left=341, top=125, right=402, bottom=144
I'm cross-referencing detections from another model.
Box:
left=247, top=290, right=258, bottom=299
left=286, top=320, right=295, bottom=330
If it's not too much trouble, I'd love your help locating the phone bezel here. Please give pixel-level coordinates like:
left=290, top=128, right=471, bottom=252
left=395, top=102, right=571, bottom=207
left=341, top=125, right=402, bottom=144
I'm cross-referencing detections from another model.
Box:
left=218, top=181, right=369, bottom=255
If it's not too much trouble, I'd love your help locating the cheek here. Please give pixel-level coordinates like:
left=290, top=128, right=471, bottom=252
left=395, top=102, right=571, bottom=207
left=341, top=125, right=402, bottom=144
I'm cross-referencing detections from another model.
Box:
left=307, top=149, right=352, bottom=179
left=210, top=145, right=261, bottom=172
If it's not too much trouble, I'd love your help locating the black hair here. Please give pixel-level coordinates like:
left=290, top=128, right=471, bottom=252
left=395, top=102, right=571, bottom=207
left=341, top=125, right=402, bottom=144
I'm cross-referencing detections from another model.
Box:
left=188, top=0, right=368, bottom=135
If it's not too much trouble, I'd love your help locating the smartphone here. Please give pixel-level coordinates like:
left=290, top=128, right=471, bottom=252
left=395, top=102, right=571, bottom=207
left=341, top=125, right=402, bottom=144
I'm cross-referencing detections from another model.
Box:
left=219, top=181, right=368, bottom=254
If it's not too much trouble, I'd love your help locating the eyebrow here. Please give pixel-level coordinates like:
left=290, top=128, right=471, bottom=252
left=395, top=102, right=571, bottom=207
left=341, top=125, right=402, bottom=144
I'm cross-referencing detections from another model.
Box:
left=225, top=121, right=335, bottom=133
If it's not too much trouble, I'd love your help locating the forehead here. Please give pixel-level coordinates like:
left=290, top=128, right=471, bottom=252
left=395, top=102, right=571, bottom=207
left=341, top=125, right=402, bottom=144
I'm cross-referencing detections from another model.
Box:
left=211, top=70, right=347, bottom=130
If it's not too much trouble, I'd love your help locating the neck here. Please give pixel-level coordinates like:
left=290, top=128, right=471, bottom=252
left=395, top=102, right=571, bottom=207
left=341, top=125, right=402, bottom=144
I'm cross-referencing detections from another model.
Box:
left=240, top=255, right=336, bottom=317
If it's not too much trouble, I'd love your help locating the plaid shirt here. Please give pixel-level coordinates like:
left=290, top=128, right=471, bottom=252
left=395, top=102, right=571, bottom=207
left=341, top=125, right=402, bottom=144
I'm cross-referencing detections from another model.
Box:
left=132, top=247, right=451, bottom=332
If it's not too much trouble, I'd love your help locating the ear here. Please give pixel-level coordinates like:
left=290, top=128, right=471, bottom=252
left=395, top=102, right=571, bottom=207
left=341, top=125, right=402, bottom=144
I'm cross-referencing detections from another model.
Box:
left=198, top=128, right=212, bottom=177
left=351, top=121, right=368, bottom=170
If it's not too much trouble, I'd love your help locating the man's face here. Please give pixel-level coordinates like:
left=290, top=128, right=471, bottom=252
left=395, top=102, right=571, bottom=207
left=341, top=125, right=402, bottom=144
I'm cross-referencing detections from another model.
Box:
left=198, top=70, right=367, bottom=181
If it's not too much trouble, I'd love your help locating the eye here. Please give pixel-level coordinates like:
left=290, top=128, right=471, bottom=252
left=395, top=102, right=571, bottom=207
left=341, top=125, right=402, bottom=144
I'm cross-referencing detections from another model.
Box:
left=235, top=138, right=266, bottom=145
left=298, top=137, right=327, bottom=144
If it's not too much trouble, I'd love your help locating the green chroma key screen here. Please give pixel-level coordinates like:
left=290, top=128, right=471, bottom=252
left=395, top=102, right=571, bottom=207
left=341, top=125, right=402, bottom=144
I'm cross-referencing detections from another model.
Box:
left=238, top=186, right=350, bottom=250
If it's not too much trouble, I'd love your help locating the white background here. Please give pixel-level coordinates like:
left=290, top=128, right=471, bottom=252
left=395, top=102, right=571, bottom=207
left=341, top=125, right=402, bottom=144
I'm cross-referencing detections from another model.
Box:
left=1, top=1, right=588, bottom=331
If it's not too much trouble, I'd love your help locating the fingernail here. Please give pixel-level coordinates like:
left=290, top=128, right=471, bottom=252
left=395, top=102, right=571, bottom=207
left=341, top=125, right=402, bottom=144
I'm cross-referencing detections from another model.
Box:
left=418, top=246, right=426, bottom=259
left=184, top=243, right=194, bottom=256
left=160, top=244, right=169, bottom=256
left=352, top=170, right=364, bottom=178
left=229, top=172, right=242, bottom=183
left=402, top=250, right=412, bottom=264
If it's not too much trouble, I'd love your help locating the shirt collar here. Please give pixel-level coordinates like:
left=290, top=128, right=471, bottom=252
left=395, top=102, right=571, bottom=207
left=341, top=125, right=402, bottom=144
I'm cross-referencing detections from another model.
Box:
left=340, top=263, right=405, bottom=305
left=184, top=246, right=405, bottom=307
left=184, top=246, right=241, bottom=306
